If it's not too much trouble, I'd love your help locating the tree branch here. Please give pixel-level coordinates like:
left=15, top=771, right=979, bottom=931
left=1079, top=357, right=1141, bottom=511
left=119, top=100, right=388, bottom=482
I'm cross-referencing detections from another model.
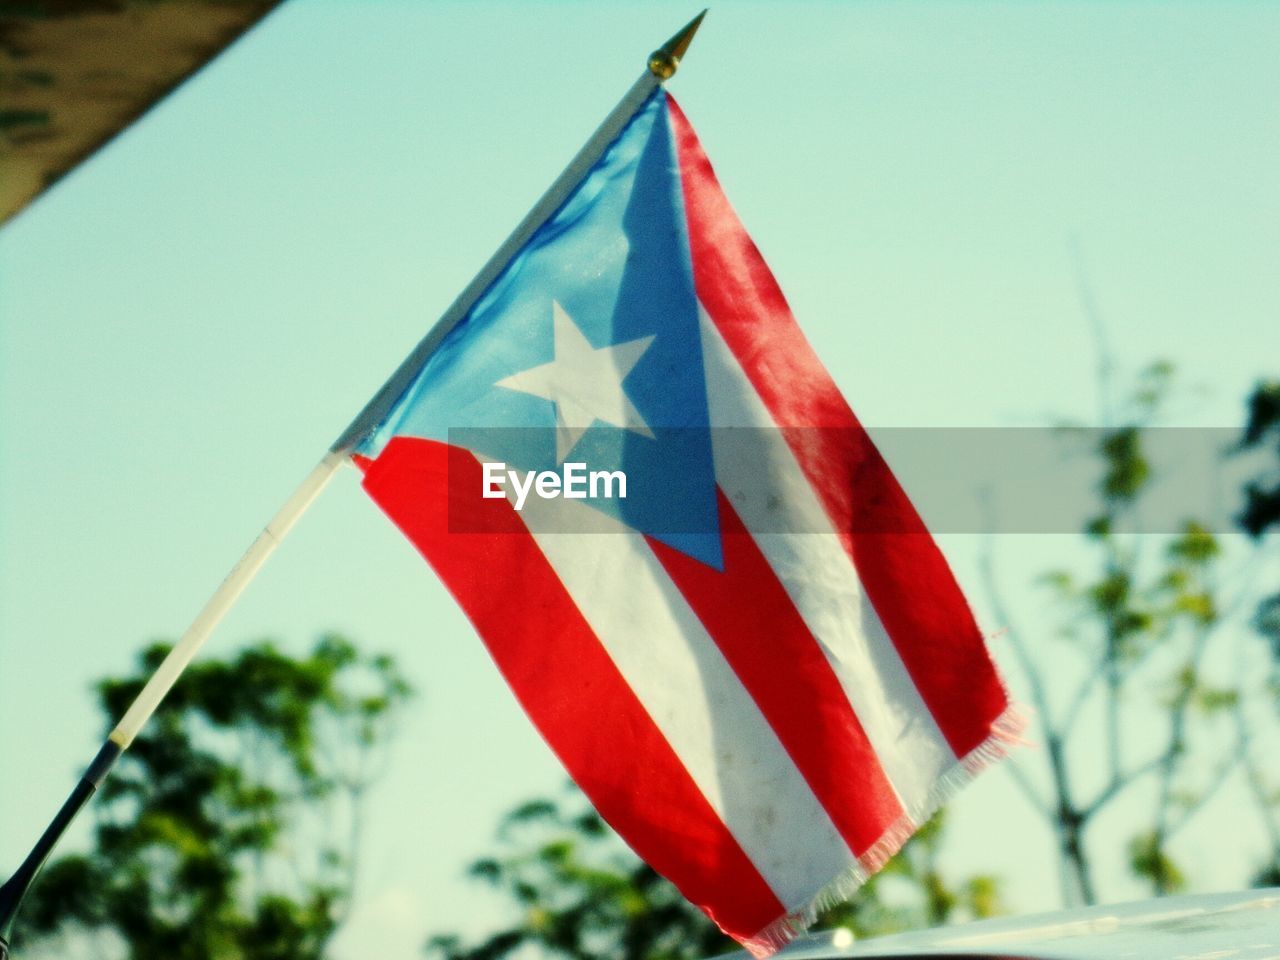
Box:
left=1061, top=654, right=1107, bottom=740
left=1080, top=754, right=1165, bottom=820
left=1149, top=615, right=1217, bottom=893
left=1166, top=729, right=1250, bottom=840
left=1003, top=757, right=1050, bottom=818
left=979, top=532, right=1094, bottom=903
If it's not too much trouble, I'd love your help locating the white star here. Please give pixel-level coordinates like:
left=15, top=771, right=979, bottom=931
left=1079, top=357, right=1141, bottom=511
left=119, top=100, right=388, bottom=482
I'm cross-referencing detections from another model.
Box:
left=496, top=300, right=655, bottom=461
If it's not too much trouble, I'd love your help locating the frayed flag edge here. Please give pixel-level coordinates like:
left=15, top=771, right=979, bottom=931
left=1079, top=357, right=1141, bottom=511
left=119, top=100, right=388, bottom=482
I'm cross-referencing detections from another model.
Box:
left=739, top=700, right=1030, bottom=958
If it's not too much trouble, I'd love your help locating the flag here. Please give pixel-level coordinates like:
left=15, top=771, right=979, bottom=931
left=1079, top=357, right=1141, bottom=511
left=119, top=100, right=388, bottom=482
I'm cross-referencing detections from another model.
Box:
left=353, top=90, right=1020, bottom=955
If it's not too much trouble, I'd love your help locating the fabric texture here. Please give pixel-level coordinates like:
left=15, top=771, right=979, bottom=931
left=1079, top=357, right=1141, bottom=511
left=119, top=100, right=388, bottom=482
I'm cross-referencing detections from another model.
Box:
left=356, top=90, right=1021, bottom=955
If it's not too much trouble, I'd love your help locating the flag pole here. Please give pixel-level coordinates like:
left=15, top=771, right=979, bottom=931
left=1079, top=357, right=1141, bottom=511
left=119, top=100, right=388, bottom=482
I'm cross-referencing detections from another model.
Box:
left=0, top=11, right=706, bottom=957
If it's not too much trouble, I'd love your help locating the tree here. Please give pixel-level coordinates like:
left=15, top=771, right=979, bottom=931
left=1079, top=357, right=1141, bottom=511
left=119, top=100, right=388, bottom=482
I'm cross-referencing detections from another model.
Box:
left=1238, top=380, right=1280, bottom=539
left=1236, top=379, right=1280, bottom=882
left=426, top=786, right=1002, bottom=960
left=14, top=634, right=411, bottom=960
left=980, top=363, right=1280, bottom=905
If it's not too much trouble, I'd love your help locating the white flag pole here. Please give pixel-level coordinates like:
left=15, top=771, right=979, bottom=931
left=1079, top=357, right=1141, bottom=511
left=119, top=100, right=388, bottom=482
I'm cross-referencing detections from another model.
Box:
left=109, top=450, right=347, bottom=745
left=0, top=12, right=707, bottom=957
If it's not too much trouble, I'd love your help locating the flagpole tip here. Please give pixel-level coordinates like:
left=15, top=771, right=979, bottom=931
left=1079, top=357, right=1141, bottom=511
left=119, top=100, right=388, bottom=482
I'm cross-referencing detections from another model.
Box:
left=648, top=9, right=708, bottom=80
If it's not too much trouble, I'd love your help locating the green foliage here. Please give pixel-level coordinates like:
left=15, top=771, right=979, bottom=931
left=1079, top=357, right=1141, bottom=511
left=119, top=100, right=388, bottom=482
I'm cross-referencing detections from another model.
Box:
left=1127, top=833, right=1185, bottom=894
left=1234, top=380, right=1280, bottom=881
left=426, top=789, right=1001, bottom=960
left=1238, top=380, right=1280, bottom=538
left=1237, top=380, right=1280, bottom=679
left=426, top=791, right=726, bottom=960
left=819, top=810, right=1003, bottom=937
left=1098, top=426, right=1150, bottom=502
left=1130, top=361, right=1175, bottom=413
left=1252, top=595, right=1280, bottom=661
left=17, top=634, right=411, bottom=960
left=986, top=360, right=1280, bottom=905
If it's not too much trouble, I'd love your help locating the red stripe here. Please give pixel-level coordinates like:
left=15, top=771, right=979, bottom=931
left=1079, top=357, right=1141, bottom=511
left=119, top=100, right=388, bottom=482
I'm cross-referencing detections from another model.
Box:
left=360, top=437, right=786, bottom=940
left=647, top=491, right=905, bottom=857
left=666, top=97, right=1008, bottom=758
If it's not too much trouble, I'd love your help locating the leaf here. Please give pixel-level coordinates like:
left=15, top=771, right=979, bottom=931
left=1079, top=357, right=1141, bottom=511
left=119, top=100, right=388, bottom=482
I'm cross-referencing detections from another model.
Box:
left=1089, top=571, right=1132, bottom=614
left=963, top=875, right=1003, bottom=919
left=1133, top=360, right=1175, bottom=411
left=1239, top=481, right=1280, bottom=539
left=1168, top=522, right=1219, bottom=566
left=502, top=799, right=560, bottom=831
left=1252, top=594, right=1280, bottom=657
left=1174, top=592, right=1217, bottom=626
left=21, top=635, right=411, bottom=958
left=1128, top=832, right=1185, bottom=892
left=1240, top=380, right=1280, bottom=449
left=1099, top=427, right=1150, bottom=501
left=469, top=859, right=504, bottom=884
left=1039, top=570, right=1076, bottom=595
left=1193, top=686, right=1239, bottom=713
left=435, top=791, right=988, bottom=960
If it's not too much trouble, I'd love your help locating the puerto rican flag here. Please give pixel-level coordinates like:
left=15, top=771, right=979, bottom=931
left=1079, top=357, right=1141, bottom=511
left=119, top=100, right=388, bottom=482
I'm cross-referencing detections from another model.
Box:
left=354, top=91, right=1019, bottom=954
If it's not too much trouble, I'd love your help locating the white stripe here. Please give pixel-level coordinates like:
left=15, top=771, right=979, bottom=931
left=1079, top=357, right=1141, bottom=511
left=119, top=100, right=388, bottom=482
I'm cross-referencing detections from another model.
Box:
left=697, top=307, right=956, bottom=815
left=514, top=490, right=856, bottom=911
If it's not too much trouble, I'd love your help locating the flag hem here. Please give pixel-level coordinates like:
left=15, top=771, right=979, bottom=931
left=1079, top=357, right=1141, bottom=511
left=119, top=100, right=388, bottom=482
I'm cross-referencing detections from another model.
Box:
left=741, top=700, right=1029, bottom=958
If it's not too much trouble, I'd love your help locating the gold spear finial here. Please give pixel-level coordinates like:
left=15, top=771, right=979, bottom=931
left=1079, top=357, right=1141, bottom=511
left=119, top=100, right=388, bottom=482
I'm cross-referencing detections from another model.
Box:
left=648, top=10, right=708, bottom=80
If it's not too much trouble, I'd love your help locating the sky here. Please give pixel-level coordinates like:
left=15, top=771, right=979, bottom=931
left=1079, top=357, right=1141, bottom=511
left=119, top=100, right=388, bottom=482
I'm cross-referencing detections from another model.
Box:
left=1, top=2, right=1278, bottom=958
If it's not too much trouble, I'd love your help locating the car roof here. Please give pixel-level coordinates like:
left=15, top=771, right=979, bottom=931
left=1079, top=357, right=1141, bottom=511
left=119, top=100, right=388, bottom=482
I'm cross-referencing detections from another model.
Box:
left=727, top=889, right=1280, bottom=960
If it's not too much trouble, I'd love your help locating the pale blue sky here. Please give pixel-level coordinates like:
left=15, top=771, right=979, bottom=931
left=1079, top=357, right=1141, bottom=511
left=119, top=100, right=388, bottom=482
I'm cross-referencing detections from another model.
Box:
left=2, top=2, right=1278, bottom=957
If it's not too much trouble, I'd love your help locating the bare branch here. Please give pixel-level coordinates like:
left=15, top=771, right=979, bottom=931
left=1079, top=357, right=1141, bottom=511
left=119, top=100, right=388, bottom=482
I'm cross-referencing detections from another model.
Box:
left=1069, top=237, right=1115, bottom=428
left=1061, top=654, right=1107, bottom=739
left=1081, top=754, right=1165, bottom=819
left=1235, top=701, right=1280, bottom=861
left=1003, top=758, right=1050, bottom=818
left=978, top=528, right=1094, bottom=904
left=1149, top=615, right=1218, bottom=893
left=978, top=536, right=1055, bottom=733
left=1167, top=730, right=1250, bottom=839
